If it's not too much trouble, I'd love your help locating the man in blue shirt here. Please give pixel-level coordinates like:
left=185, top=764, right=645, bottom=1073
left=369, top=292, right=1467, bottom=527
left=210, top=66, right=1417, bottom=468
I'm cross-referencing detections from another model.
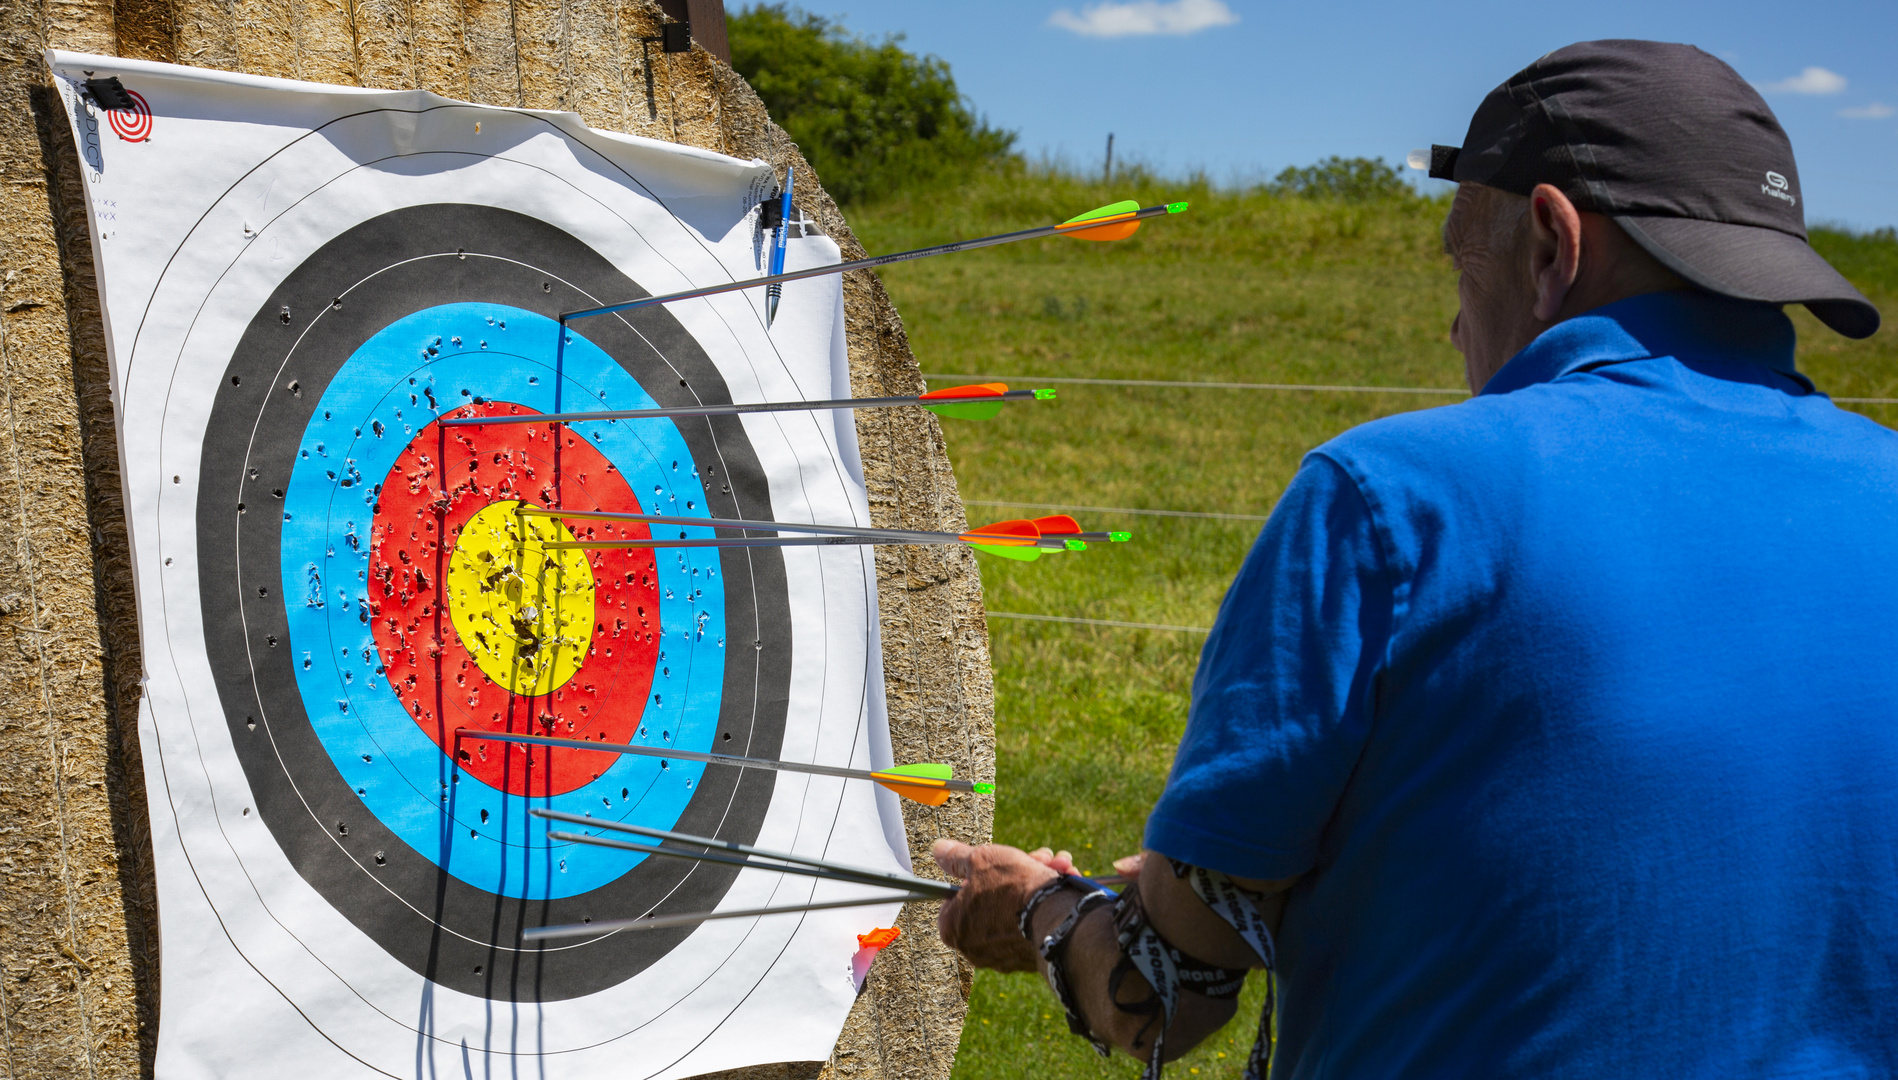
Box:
left=931, top=40, right=1896, bottom=1079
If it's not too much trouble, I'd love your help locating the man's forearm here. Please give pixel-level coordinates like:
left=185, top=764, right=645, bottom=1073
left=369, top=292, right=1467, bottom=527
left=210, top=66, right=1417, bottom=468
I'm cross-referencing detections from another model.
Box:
left=934, top=840, right=1296, bottom=1067
left=1026, top=890, right=1239, bottom=1063
left=1022, top=852, right=1294, bottom=1063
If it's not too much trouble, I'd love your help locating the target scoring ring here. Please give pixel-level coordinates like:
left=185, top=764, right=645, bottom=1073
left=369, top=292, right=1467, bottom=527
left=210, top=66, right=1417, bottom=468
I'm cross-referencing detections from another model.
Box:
left=368, top=395, right=670, bottom=801
left=107, top=88, right=151, bottom=142
left=283, top=303, right=728, bottom=899
left=442, top=499, right=596, bottom=699
left=199, top=202, right=798, bottom=1001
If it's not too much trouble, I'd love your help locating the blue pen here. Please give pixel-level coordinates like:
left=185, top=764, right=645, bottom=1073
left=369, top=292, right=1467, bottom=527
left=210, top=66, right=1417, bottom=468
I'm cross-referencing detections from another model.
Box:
left=765, top=168, right=793, bottom=327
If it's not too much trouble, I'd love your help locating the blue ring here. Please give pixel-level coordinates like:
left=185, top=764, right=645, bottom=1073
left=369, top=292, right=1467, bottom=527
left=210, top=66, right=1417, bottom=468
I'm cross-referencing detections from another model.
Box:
left=279, top=303, right=727, bottom=899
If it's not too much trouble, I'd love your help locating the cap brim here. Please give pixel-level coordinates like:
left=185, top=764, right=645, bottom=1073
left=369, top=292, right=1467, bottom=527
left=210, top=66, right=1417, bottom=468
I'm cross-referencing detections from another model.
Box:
left=1614, top=216, right=1880, bottom=339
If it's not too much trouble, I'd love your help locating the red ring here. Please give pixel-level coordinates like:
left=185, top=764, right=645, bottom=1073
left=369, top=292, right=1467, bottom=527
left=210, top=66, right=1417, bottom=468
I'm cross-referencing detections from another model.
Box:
left=370, top=401, right=662, bottom=797
left=107, top=90, right=151, bottom=143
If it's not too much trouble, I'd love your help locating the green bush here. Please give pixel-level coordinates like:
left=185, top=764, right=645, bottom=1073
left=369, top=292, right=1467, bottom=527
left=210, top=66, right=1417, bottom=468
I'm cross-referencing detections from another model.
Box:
left=1269, top=155, right=1414, bottom=202
left=728, top=5, right=1018, bottom=205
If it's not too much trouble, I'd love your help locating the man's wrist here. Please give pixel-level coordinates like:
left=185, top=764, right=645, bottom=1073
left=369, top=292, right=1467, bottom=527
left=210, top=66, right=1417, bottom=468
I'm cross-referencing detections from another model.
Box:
left=1017, top=873, right=1120, bottom=1059
left=1019, top=873, right=1113, bottom=949
left=1026, top=886, right=1083, bottom=947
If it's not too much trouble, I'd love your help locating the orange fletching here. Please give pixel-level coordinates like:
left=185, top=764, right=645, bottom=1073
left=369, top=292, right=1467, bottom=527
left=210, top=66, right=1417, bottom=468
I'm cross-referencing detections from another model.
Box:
left=874, top=779, right=954, bottom=806
left=919, top=382, right=1007, bottom=400
left=1056, top=212, right=1142, bottom=242
left=858, top=926, right=902, bottom=950
left=1029, top=514, right=1083, bottom=536
left=960, top=517, right=1041, bottom=546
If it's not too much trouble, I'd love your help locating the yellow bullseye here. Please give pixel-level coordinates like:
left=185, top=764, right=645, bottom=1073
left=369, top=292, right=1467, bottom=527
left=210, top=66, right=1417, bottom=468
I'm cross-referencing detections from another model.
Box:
left=445, top=500, right=595, bottom=696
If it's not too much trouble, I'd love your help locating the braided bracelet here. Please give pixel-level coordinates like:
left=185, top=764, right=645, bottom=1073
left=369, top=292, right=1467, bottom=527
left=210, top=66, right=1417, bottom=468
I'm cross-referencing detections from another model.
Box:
left=1019, top=875, right=1118, bottom=1058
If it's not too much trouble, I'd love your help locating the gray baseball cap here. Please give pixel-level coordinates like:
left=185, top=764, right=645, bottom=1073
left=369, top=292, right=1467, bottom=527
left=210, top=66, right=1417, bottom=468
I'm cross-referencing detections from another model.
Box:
left=1430, top=39, right=1879, bottom=339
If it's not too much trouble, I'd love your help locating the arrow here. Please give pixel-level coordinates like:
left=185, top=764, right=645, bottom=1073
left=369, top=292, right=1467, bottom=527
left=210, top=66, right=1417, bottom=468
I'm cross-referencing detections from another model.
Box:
left=522, top=508, right=1130, bottom=561
left=524, top=891, right=940, bottom=941
left=458, top=729, right=993, bottom=806
left=562, top=200, right=1188, bottom=324
left=439, top=382, right=1052, bottom=428
left=532, top=809, right=958, bottom=898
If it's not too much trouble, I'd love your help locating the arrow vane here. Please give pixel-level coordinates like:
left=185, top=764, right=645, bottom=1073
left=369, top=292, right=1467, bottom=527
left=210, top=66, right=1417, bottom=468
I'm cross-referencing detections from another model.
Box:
left=460, top=729, right=992, bottom=806
left=562, top=200, right=1188, bottom=324
left=440, top=382, right=1052, bottom=428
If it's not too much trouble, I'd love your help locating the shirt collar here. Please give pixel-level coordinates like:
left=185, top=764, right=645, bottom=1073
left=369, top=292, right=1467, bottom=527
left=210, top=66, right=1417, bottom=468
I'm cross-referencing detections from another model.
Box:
left=1480, top=289, right=1806, bottom=397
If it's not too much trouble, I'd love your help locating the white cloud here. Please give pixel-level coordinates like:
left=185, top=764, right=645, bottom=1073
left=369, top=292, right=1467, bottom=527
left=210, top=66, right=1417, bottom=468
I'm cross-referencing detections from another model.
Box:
left=1760, top=66, right=1848, bottom=95
left=1839, top=101, right=1895, bottom=119
left=1048, top=0, right=1240, bottom=38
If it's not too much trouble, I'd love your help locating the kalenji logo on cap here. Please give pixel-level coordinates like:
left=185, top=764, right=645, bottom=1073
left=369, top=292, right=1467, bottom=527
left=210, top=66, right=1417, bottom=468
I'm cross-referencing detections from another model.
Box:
left=1762, top=171, right=1796, bottom=207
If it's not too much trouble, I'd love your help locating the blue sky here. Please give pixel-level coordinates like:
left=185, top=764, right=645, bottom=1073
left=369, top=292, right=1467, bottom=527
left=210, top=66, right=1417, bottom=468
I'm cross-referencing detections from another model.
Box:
left=772, top=0, right=1898, bottom=231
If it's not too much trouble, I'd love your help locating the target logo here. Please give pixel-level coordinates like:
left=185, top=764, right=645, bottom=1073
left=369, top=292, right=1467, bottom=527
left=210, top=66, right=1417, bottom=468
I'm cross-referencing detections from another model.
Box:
left=106, top=89, right=151, bottom=142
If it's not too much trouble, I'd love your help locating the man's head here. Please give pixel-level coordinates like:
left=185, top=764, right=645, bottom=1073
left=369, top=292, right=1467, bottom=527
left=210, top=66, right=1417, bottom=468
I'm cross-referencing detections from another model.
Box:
left=1433, top=40, right=1879, bottom=390
left=1443, top=183, right=1684, bottom=391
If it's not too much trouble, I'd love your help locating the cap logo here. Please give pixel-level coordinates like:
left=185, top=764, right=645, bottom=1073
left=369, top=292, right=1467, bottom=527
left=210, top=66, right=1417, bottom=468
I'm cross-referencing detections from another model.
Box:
left=1762, top=171, right=1796, bottom=207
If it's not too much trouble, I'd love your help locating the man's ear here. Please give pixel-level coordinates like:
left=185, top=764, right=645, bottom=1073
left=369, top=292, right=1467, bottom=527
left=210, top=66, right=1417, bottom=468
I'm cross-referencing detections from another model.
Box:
left=1528, top=183, right=1584, bottom=322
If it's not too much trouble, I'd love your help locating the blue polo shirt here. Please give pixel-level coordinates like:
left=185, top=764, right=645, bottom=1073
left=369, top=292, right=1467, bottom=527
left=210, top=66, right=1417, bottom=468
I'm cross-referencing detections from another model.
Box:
left=1147, top=290, right=1898, bottom=1078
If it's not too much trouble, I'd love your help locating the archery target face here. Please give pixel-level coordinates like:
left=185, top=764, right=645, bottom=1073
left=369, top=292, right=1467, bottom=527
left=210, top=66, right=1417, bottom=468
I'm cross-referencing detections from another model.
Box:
left=205, top=204, right=795, bottom=998
left=55, top=51, right=905, bottom=1078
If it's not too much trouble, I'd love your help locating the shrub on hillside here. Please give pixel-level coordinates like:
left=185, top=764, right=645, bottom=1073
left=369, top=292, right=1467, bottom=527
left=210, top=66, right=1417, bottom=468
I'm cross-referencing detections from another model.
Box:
left=729, top=5, right=1017, bottom=205
left=1270, top=156, right=1413, bottom=202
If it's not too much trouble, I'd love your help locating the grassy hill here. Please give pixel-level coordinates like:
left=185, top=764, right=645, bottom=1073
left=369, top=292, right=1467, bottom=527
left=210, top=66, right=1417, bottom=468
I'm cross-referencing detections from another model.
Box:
left=848, top=168, right=1898, bottom=1080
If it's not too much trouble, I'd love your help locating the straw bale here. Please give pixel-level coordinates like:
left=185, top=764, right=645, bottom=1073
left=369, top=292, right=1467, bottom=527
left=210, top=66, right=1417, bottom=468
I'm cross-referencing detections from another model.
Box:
left=0, top=1, right=992, bottom=1076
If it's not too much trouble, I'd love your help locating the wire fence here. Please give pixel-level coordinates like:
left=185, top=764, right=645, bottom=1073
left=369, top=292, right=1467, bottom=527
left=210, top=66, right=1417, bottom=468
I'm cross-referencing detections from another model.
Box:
left=963, top=499, right=1268, bottom=523
left=925, top=373, right=1469, bottom=396
left=923, top=372, right=1898, bottom=405
left=986, top=611, right=1211, bottom=634
left=952, top=368, right=1898, bottom=635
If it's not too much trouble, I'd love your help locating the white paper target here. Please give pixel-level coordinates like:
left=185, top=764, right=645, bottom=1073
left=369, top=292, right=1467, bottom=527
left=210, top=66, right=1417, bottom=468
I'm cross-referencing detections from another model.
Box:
left=48, top=48, right=908, bottom=1080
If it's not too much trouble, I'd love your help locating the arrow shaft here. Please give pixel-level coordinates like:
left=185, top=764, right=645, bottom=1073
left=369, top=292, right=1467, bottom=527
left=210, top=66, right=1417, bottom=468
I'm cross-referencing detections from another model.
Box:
left=462, top=729, right=974, bottom=792
left=543, top=535, right=942, bottom=551
left=547, top=830, right=897, bottom=892
left=442, top=389, right=1040, bottom=428
left=536, top=809, right=956, bottom=897
left=546, top=829, right=955, bottom=898
left=561, top=204, right=1177, bottom=323
left=522, top=506, right=971, bottom=545
left=524, top=891, right=939, bottom=941
left=542, top=534, right=1065, bottom=551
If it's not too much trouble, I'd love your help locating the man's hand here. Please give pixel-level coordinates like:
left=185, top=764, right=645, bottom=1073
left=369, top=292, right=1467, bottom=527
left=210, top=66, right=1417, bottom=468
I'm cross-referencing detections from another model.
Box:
left=1028, top=847, right=1079, bottom=874
left=931, top=839, right=1061, bottom=972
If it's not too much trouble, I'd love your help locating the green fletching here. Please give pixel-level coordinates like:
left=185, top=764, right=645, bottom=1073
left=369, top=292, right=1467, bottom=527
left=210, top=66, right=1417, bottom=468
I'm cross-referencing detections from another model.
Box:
left=1167, top=201, right=1189, bottom=213
left=1065, top=199, right=1140, bottom=225
left=884, top=762, right=954, bottom=781
left=972, top=543, right=1041, bottom=562
left=1033, top=388, right=1057, bottom=400
left=1110, top=531, right=1132, bottom=542
left=973, top=782, right=997, bottom=795
left=924, top=400, right=1006, bottom=421
left=1064, top=539, right=1088, bottom=551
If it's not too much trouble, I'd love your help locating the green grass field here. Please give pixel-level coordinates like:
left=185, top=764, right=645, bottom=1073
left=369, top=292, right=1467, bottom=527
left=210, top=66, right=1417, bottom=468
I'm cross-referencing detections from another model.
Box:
left=849, top=168, right=1898, bottom=1080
